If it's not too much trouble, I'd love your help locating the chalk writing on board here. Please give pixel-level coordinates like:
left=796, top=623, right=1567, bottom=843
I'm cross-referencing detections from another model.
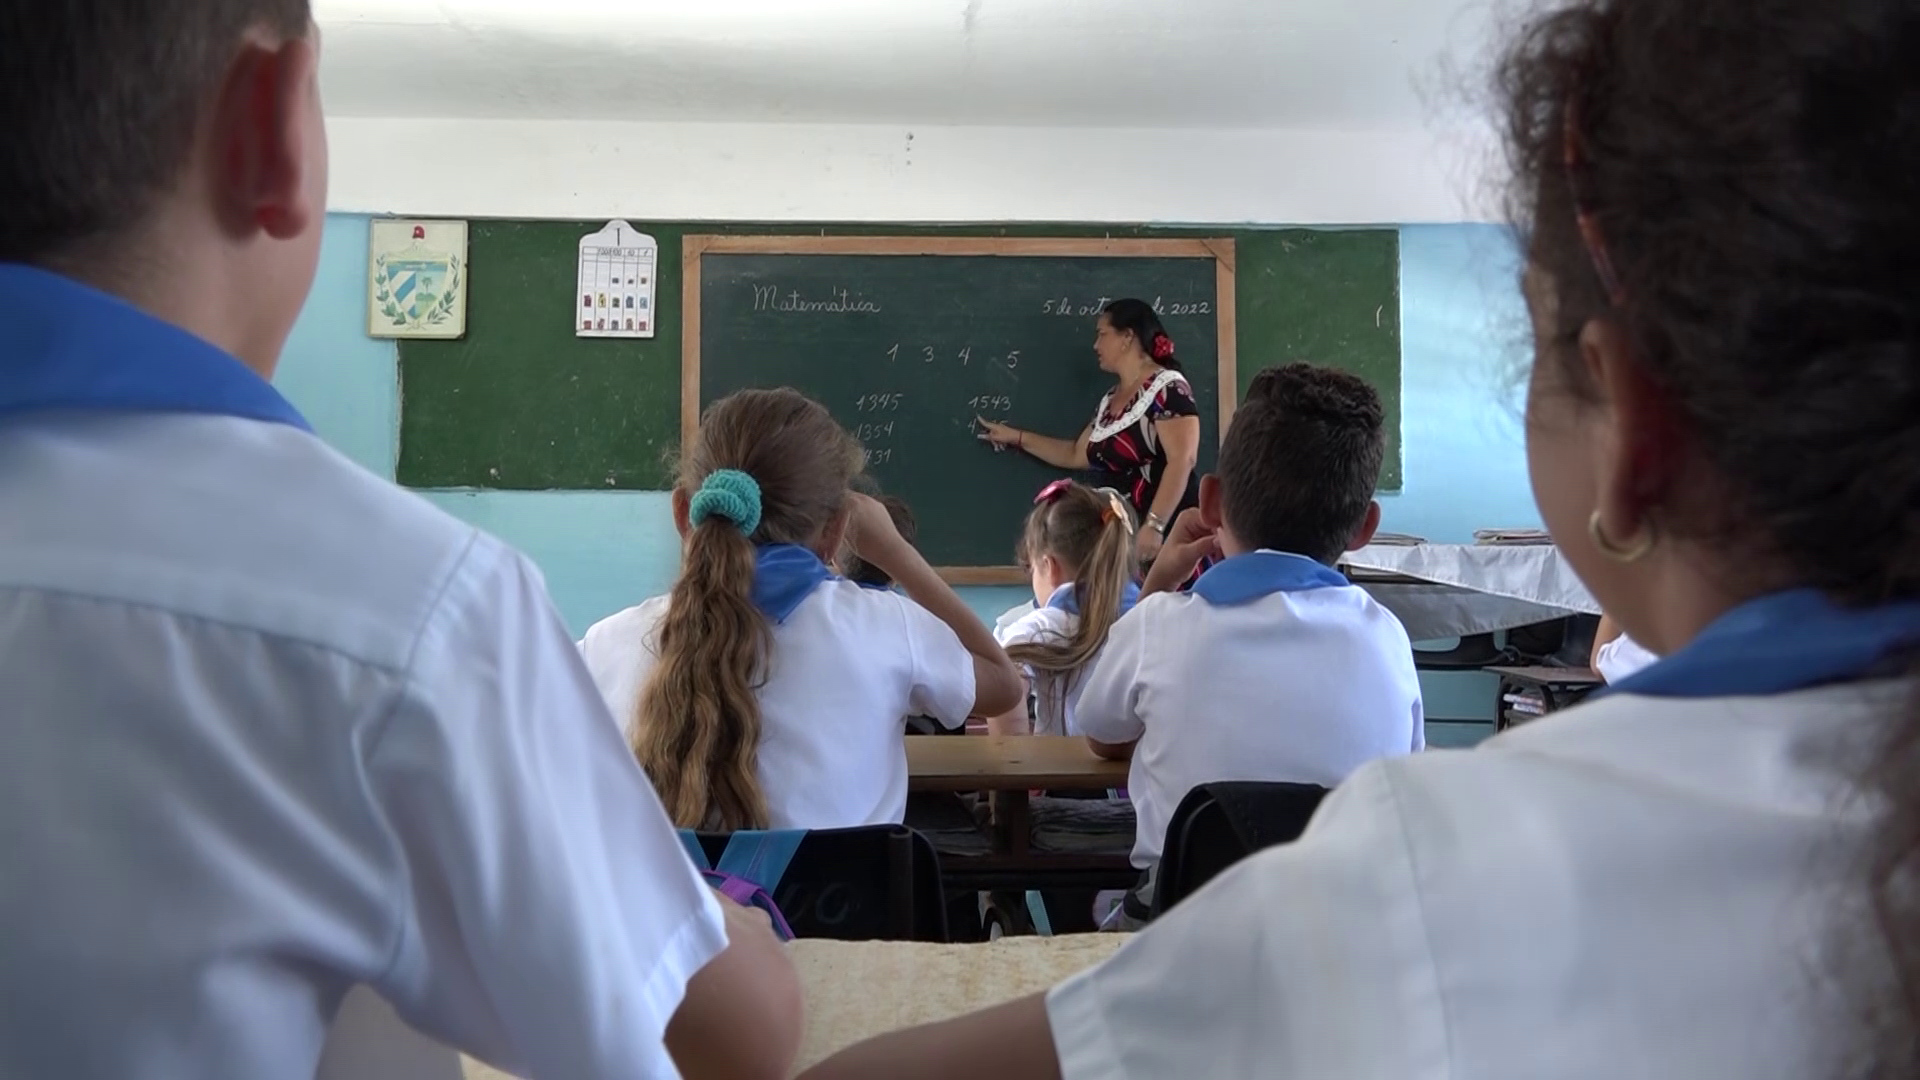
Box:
left=1042, top=297, right=1112, bottom=317
left=855, top=393, right=903, bottom=412
left=854, top=421, right=896, bottom=442
left=1040, top=295, right=1211, bottom=317
left=751, top=284, right=882, bottom=314
left=866, top=448, right=895, bottom=466
left=969, top=395, right=1013, bottom=413
left=1159, top=299, right=1213, bottom=316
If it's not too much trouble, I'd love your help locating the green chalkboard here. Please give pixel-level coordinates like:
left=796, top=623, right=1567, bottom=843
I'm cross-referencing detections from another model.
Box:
left=395, top=222, right=1401, bottom=493
left=687, top=237, right=1230, bottom=573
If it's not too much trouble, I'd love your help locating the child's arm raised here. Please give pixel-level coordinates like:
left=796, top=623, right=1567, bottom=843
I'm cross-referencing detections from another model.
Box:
left=844, top=494, right=1026, bottom=719
left=1141, top=508, right=1221, bottom=597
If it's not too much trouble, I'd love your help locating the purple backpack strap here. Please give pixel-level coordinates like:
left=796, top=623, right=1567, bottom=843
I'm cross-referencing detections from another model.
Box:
left=677, top=829, right=801, bottom=941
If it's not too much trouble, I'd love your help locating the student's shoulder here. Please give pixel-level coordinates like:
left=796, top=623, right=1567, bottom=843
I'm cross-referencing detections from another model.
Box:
left=995, top=603, right=1076, bottom=647
left=809, top=579, right=966, bottom=660
left=7, top=414, right=526, bottom=672
left=578, top=596, right=672, bottom=658
left=1120, top=587, right=1202, bottom=629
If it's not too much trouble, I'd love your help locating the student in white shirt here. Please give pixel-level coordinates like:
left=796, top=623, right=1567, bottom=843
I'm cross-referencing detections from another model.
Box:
left=800, top=2, right=1920, bottom=1076
left=0, top=5, right=799, bottom=1080
left=1078, top=363, right=1423, bottom=898
left=989, top=481, right=1141, bottom=736
left=1592, top=612, right=1659, bottom=682
left=579, top=388, right=1024, bottom=831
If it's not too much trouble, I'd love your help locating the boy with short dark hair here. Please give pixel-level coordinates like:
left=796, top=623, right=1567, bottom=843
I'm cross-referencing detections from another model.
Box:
left=1076, top=363, right=1423, bottom=918
left=0, top=4, right=798, bottom=1078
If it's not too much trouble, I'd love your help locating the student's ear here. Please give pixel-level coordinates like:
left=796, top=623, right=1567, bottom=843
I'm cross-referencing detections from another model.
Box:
left=815, top=506, right=851, bottom=565
left=1197, top=474, right=1225, bottom=530
left=212, top=27, right=325, bottom=241
left=1039, top=554, right=1066, bottom=588
left=1584, top=318, right=1682, bottom=554
left=671, top=488, right=692, bottom=539
left=1346, top=500, right=1382, bottom=552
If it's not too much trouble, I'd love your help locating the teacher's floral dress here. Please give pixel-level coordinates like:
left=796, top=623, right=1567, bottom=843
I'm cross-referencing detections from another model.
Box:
left=1086, top=368, right=1201, bottom=525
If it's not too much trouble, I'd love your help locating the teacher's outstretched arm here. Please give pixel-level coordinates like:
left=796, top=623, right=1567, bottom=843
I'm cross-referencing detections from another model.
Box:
left=978, top=418, right=1090, bottom=471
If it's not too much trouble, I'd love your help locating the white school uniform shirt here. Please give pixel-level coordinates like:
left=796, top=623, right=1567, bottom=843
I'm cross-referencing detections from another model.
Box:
left=579, top=577, right=977, bottom=828
left=1045, top=680, right=1887, bottom=1080
left=0, top=266, right=725, bottom=1080
left=995, top=588, right=1089, bottom=736
left=1595, top=631, right=1660, bottom=683
left=1076, top=550, right=1424, bottom=868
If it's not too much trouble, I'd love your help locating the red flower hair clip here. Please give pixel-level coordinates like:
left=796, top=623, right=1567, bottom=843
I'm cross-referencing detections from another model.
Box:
left=1150, top=333, right=1175, bottom=360
left=1034, top=478, right=1074, bottom=504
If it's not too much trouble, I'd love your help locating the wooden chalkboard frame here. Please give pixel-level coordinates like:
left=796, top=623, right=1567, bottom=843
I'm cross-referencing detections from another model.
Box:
left=681, top=234, right=1238, bottom=585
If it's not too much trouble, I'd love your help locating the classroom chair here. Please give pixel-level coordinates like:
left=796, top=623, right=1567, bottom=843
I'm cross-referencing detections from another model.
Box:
left=1151, top=781, right=1331, bottom=921
left=681, top=824, right=950, bottom=942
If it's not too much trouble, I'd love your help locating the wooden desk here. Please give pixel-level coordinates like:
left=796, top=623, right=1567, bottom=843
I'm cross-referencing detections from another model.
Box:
left=907, top=735, right=1129, bottom=792
left=1488, top=665, right=1603, bottom=731
left=907, top=736, right=1135, bottom=898
left=459, top=936, right=1130, bottom=1080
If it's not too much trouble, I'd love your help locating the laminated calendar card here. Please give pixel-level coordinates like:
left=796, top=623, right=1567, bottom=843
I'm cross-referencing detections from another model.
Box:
left=367, top=219, right=467, bottom=339
left=576, top=222, right=658, bottom=339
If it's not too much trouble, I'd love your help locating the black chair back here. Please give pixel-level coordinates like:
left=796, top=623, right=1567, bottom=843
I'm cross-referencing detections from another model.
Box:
left=1152, top=781, right=1330, bottom=920
left=683, top=824, right=948, bottom=941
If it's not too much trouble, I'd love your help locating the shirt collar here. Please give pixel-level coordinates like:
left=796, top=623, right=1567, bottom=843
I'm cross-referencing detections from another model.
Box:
left=753, top=545, right=836, bottom=624
left=1188, top=550, right=1349, bottom=606
left=1043, top=581, right=1142, bottom=617
left=1603, top=588, right=1920, bottom=699
left=0, top=263, right=311, bottom=432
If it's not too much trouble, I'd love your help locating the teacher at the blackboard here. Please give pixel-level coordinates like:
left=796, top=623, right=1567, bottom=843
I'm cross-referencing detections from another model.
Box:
left=976, top=298, right=1202, bottom=565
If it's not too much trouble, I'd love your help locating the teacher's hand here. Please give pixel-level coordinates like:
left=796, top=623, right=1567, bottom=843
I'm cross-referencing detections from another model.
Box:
left=975, top=417, right=1021, bottom=448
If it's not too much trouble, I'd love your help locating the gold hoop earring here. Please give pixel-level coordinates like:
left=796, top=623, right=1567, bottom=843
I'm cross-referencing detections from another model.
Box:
left=1588, top=509, right=1656, bottom=563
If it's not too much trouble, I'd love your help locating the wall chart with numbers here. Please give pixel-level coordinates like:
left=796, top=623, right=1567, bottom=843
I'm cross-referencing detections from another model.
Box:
left=576, top=221, right=658, bottom=339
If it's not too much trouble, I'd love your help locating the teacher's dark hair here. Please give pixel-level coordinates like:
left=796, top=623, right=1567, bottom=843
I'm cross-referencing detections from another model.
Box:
left=1102, top=298, right=1182, bottom=373
left=0, top=0, right=312, bottom=264
left=1498, top=0, right=1920, bottom=1073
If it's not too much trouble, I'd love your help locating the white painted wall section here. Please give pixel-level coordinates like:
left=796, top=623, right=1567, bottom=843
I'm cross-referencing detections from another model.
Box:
left=324, top=118, right=1499, bottom=224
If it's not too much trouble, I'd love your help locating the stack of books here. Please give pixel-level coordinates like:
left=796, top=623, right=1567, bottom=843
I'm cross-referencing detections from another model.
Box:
left=1473, top=528, right=1553, bottom=546
left=1502, top=689, right=1547, bottom=726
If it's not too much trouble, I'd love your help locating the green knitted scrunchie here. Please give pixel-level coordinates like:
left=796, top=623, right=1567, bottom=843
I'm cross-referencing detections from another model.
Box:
left=688, top=468, right=762, bottom=535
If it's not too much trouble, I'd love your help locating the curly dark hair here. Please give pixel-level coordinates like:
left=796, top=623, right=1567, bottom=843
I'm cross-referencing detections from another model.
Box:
left=1497, top=0, right=1920, bottom=1072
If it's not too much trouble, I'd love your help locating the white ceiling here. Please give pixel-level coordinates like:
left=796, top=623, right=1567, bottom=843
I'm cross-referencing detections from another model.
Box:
left=314, top=0, right=1499, bottom=129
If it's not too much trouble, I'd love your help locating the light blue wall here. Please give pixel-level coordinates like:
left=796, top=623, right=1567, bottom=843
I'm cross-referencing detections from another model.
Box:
left=278, top=219, right=397, bottom=476
left=276, top=216, right=1541, bottom=706
left=1379, top=224, right=1540, bottom=541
